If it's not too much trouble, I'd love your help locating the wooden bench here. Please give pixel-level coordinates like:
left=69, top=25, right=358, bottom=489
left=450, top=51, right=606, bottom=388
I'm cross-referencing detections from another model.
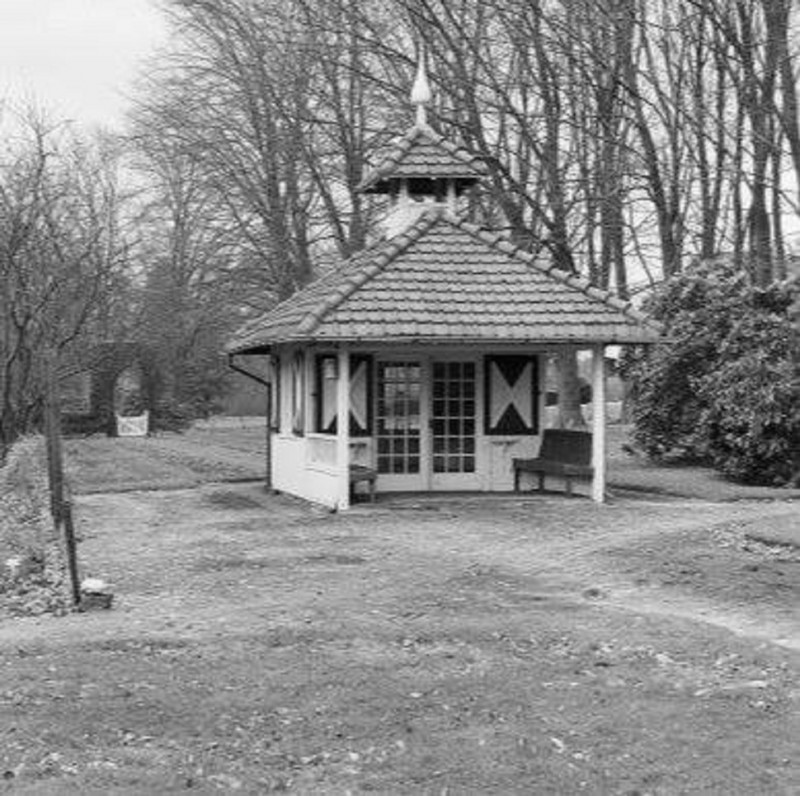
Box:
left=349, top=464, right=377, bottom=503
left=513, top=429, right=594, bottom=497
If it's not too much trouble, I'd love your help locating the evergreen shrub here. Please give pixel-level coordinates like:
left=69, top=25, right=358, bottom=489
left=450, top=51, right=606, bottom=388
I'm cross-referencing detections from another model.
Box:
left=623, top=261, right=799, bottom=485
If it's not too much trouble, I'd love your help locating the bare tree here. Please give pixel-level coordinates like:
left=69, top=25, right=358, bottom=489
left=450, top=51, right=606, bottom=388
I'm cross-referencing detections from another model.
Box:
left=0, top=114, right=131, bottom=448
left=693, top=0, right=798, bottom=284
left=126, top=0, right=799, bottom=428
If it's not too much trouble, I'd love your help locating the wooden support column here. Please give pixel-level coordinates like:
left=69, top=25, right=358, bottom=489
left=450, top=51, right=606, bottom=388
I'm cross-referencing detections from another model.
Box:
left=591, top=343, right=607, bottom=503
left=336, top=346, right=351, bottom=510
left=264, top=379, right=273, bottom=491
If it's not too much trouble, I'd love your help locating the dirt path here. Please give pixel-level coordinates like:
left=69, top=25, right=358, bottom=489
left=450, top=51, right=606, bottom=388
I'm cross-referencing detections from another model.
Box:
left=345, top=495, right=800, bottom=650
left=2, top=480, right=798, bottom=793
left=3, top=488, right=796, bottom=653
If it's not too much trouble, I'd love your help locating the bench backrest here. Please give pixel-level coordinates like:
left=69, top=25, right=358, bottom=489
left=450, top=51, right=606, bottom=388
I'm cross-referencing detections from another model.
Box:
left=538, top=429, right=593, bottom=465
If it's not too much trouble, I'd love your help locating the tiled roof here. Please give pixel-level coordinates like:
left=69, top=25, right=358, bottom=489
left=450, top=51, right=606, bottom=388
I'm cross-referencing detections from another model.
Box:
left=358, top=123, right=488, bottom=192
left=227, top=210, right=662, bottom=353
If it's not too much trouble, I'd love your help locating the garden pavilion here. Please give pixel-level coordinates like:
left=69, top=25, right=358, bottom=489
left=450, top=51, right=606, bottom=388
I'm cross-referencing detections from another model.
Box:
left=227, top=66, right=660, bottom=509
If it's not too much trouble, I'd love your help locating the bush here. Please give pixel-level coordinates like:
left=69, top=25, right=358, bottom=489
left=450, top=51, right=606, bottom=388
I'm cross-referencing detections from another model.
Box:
left=0, top=436, right=52, bottom=558
left=0, top=436, right=70, bottom=615
left=623, top=260, right=799, bottom=485
left=698, top=297, right=799, bottom=484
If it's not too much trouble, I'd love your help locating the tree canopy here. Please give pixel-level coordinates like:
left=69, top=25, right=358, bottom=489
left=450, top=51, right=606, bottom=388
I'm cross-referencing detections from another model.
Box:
left=3, top=0, right=798, bottom=447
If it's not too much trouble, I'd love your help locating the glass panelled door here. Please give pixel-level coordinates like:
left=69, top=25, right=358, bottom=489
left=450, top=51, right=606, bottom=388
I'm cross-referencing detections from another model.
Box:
left=431, top=361, right=478, bottom=488
left=375, top=361, right=424, bottom=488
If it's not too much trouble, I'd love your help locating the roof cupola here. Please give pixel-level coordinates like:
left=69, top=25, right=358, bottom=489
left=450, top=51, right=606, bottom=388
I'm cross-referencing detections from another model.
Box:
left=358, top=49, right=488, bottom=238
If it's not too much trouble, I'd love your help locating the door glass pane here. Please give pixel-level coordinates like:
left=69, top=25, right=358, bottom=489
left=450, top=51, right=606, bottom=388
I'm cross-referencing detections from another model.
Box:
left=431, top=361, right=477, bottom=476
left=376, top=362, right=422, bottom=476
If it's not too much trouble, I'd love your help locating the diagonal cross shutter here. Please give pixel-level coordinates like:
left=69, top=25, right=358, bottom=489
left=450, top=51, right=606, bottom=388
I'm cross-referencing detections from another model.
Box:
left=316, top=354, right=372, bottom=436
left=321, top=369, right=337, bottom=432
left=291, top=352, right=305, bottom=435
left=484, top=355, right=538, bottom=435
left=349, top=357, right=371, bottom=435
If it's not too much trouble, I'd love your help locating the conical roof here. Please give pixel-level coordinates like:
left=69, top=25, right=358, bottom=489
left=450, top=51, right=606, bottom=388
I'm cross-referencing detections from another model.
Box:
left=227, top=209, right=661, bottom=354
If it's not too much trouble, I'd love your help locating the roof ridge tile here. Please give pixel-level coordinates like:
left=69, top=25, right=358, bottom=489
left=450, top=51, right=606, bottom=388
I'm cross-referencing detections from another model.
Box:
left=417, top=123, right=488, bottom=173
left=359, top=123, right=486, bottom=191
left=442, top=212, right=661, bottom=331
left=228, top=209, right=664, bottom=353
left=297, top=210, right=443, bottom=334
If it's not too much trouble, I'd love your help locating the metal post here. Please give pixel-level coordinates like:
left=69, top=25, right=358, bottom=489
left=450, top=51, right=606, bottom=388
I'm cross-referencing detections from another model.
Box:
left=227, top=353, right=273, bottom=491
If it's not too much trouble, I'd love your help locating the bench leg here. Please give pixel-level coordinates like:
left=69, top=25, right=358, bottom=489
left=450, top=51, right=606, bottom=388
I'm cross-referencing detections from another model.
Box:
left=368, top=478, right=376, bottom=503
left=514, top=469, right=520, bottom=492
left=538, top=473, right=545, bottom=492
left=565, top=476, right=573, bottom=497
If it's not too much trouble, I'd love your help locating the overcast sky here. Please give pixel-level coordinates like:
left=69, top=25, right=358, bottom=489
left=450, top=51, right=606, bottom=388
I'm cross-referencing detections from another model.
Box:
left=0, top=0, right=168, bottom=131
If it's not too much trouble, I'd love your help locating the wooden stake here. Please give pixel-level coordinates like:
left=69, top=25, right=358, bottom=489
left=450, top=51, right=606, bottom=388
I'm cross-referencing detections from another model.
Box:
left=62, top=500, right=81, bottom=606
left=44, top=351, right=81, bottom=606
left=44, top=352, right=64, bottom=525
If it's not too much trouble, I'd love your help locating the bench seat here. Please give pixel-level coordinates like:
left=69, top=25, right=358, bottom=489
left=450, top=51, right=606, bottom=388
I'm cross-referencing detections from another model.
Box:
left=513, top=429, right=594, bottom=496
left=349, top=464, right=377, bottom=503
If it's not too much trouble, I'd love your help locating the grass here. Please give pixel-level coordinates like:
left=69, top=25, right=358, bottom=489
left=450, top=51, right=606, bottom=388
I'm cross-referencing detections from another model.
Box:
left=63, top=421, right=800, bottom=502
left=63, top=427, right=265, bottom=493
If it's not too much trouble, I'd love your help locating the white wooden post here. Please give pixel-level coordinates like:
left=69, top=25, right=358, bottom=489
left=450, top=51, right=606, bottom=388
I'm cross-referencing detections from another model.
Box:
left=304, top=347, right=315, bottom=436
left=591, top=344, right=607, bottom=503
left=336, top=346, right=351, bottom=510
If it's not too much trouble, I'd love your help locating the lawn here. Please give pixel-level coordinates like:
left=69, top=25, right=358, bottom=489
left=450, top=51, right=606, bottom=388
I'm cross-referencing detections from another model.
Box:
left=0, top=424, right=797, bottom=793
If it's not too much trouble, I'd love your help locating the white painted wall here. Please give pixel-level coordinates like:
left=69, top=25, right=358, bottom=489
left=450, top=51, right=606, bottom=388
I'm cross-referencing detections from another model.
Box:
left=484, top=436, right=540, bottom=490
left=267, top=345, right=605, bottom=505
left=272, top=434, right=340, bottom=508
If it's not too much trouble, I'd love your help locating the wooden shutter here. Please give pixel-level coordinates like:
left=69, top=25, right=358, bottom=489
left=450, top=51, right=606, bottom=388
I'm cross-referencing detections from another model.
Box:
left=290, top=352, right=305, bottom=435
left=484, top=355, right=538, bottom=435
left=348, top=355, right=372, bottom=437
left=270, top=355, right=281, bottom=431
left=315, top=354, right=372, bottom=436
left=316, top=355, right=338, bottom=434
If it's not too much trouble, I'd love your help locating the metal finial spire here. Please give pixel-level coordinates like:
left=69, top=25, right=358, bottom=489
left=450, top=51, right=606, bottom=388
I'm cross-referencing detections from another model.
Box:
left=410, top=46, right=431, bottom=126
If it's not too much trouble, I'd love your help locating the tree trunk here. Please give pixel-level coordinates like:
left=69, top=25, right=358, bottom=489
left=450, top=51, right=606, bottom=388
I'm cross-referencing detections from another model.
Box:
left=556, top=349, right=586, bottom=430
